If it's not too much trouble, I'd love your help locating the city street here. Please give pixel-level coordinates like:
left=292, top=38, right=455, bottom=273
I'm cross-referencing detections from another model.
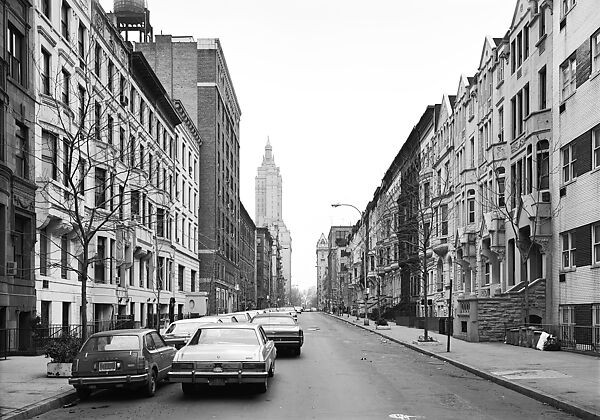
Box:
left=33, top=313, right=576, bottom=420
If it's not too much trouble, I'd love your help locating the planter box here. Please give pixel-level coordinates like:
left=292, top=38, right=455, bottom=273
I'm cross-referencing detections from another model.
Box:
left=47, top=362, right=72, bottom=377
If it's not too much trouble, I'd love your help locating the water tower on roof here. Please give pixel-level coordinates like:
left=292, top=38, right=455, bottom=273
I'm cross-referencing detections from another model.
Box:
left=113, top=0, right=153, bottom=42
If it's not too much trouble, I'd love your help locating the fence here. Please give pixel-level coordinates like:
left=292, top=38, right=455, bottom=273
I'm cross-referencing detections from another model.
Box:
left=504, top=323, right=599, bottom=354
left=0, top=318, right=142, bottom=359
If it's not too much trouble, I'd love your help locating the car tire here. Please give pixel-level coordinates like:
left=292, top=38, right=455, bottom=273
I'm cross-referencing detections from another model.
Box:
left=75, top=387, right=91, bottom=400
left=182, top=383, right=195, bottom=396
left=268, top=361, right=275, bottom=377
left=143, top=369, right=157, bottom=397
left=256, top=378, right=268, bottom=393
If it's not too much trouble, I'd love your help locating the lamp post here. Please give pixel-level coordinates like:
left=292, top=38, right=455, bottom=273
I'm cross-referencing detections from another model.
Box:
left=331, top=203, right=370, bottom=326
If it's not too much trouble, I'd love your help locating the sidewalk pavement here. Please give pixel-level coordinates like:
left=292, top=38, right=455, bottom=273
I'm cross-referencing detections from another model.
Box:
left=0, top=355, right=76, bottom=420
left=330, top=313, right=600, bottom=420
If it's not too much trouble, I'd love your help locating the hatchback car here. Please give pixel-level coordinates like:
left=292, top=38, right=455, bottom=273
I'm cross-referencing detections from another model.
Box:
left=69, top=329, right=175, bottom=399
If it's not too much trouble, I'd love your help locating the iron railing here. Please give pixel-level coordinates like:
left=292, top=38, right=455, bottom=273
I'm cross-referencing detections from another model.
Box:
left=504, top=323, right=599, bottom=354
left=0, top=318, right=142, bottom=359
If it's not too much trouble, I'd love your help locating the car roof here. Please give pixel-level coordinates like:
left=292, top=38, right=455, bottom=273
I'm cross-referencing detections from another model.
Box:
left=170, top=317, right=221, bottom=324
left=253, top=313, right=294, bottom=317
left=196, top=323, right=262, bottom=330
left=90, top=329, right=153, bottom=337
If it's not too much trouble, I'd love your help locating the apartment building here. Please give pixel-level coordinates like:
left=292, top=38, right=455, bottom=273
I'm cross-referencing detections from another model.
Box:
left=239, top=203, right=256, bottom=310
left=316, top=233, right=329, bottom=311
left=326, top=226, right=353, bottom=312
left=256, top=227, right=273, bottom=309
left=33, top=0, right=200, bottom=331
left=137, top=36, right=242, bottom=315
left=552, top=0, right=600, bottom=347
left=0, top=0, right=37, bottom=342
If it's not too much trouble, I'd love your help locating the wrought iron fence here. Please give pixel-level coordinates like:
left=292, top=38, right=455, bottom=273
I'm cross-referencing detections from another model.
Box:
left=504, top=323, right=599, bottom=354
left=0, top=318, right=142, bottom=358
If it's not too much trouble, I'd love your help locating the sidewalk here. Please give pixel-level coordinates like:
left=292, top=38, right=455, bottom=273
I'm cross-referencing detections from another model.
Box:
left=0, top=355, right=76, bottom=420
left=330, top=313, right=600, bottom=420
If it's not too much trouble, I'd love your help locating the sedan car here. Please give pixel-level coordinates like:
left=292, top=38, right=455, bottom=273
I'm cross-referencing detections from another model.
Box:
left=69, top=329, right=175, bottom=399
left=250, top=313, right=303, bottom=355
left=169, top=324, right=276, bottom=394
left=163, top=317, right=224, bottom=349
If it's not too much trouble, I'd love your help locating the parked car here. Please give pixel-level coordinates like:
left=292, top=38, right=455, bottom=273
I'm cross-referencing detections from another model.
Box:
left=251, top=313, right=303, bottom=355
left=169, top=324, right=276, bottom=394
left=217, top=315, right=240, bottom=323
left=69, top=329, right=176, bottom=399
left=163, top=317, right=224, bottom=349
left=227, top=311, right=252, bottom=322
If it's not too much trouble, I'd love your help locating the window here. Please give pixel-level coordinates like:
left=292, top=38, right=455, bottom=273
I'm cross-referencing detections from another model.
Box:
left=95, top=168, right=107, bottom=208
left=15, top=123, right=28, bottom=179
left=120, top=75, right=126, bottom=105
left=593, top=31, right=600, bottom=73
left=95, top=237, right=106, bottom=283
left=539, top=6, right=546, bottom=39
left=119, top=128, right=125, bottom=162
left=562, top=144, right=575, bottom=183
left=441, top=204, right=448, bottom=236
left=523, top=24, right=529, bottom=59
left=61, top=1, right=70, bottom=40
left=560, top=56, right=577, bottom=100
left=594, top=125, right=600, bottom=169
left=78, top=85, right=85, bottom=128
left=78, top=23, right=86, bottom=69
left=178, top=265, right=184, bottom=292
left=42, top=0, right=51, bottom=18
left=41, top=49, right=51, bottom=95
left=496, top=167, right=506, bottom=207
left=61, top=69, right=70, bottom=105
left=157, top=208, right=165, bottom=237
left=467, top=189, right=475, bottom=224
left=131, top=190, right=140, bottom=221
left=78, top=159, right=85, bottom=195
left=537, top=140, right=549, bottom=190
left=95, top=102, right=101, bottom=141
left=40, top=228, right=49, bottom=276
left=107, top=115, right=114, bottom=145
left=593, top=224, right=600, bottom=265
left=470, top=136, right=475, bottom=167
left=61, top=235, right=68, bottom=279
left=497, top=60, right=504, bottom=84
left=484, top=262, right=491, bottom=284
left=42, top=131, right=58, bottom=180
left=108, top=60, right=114, bottom=92
left=561, top=0, right=576, bottom=17
left=13, top=216, right=30, bottom=280
left=511, top=85, right=529, bottom=139
left=561, top=232, right=575, bottom=269
left=7, top=24, right=24, bottom=85
left=538, top=66, right=547, bottom=109
left=191, top=270, right=196, bottom=293
left=94, top=43, right=102, bottom=77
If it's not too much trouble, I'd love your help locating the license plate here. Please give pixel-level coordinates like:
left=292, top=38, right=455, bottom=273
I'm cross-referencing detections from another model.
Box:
left=99, top=361, right=116, bottom=372
left=209, top=378, right=226, bottom=386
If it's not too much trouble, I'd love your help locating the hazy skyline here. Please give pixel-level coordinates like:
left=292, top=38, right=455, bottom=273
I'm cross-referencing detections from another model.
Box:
left=100, top=0, right=517, bottom=291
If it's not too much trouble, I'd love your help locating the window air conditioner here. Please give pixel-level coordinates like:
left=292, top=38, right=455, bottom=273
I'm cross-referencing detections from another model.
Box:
left=6, top=261, right=17, bottom=276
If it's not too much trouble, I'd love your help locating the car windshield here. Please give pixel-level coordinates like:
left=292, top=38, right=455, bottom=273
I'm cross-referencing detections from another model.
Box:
left=252, top=317, right=296, bottom=325
left=82, top=335, right=140, bottom=352
left=189, top=328, right=259, bottom=345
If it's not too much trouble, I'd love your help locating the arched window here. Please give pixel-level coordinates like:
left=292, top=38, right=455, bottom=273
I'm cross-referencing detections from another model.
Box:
left=537, top=140, right=550, bottom=190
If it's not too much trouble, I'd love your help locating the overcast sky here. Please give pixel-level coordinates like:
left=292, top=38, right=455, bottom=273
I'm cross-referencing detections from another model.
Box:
left=100, top=0, right=516, bottom=291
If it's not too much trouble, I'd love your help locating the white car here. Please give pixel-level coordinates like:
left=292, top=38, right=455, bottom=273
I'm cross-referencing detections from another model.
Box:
left=169, top=324, right=277, bottom=394
left=162, top=317, right=224, bottom=349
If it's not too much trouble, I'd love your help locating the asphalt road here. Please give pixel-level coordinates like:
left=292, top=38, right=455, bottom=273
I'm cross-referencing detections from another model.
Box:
left=34, top=312, right=577, bottom=420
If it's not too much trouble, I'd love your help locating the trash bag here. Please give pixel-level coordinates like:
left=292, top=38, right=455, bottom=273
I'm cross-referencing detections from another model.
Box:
left=543, top=335, right=561, bottom=351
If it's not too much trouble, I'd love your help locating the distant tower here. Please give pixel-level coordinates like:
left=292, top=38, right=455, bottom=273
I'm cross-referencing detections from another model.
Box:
left=316, top=234, right=329, bottom=310
left=113, top=0, right=153, bottom=42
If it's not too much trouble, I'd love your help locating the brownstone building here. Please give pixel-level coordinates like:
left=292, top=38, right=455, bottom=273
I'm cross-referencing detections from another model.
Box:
left=136, top=36, right=242, bottom=314
left=0, top=0, right=37, bottom=348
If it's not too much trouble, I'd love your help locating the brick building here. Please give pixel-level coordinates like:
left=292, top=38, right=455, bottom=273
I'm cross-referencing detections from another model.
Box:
left=239, top=203, right=256, bottom=310
left=137, top=36, right=242, bottom=315
left=0, top=0, right=37, bottom=348
left=256, top=227, right=273, bottom=309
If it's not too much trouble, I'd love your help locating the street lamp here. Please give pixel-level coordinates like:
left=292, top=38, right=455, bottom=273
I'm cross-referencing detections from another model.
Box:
left=331, top=203, right=370, bottom=326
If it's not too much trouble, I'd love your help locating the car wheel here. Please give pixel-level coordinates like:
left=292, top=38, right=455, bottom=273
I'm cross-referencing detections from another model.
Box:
left=75, top=387, right=91, bottom=400
left=268, top=360, right=275, bottom=377
left=182, top=383, right=195, bottom=396
left=144, top=369, right=157, bottom=397
left=256, top=378, right=268, bottom=393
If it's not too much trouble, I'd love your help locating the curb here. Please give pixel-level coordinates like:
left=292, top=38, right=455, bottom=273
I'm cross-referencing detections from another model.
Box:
left=330, top=314, right=600, bottom=420
left=2, top=389, right=78, bottom=420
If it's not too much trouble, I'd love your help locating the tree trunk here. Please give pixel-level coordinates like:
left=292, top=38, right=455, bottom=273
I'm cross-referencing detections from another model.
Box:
left=80, top=245, right=89, bottom=342
left=423, top=253, right=429, bottom=341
